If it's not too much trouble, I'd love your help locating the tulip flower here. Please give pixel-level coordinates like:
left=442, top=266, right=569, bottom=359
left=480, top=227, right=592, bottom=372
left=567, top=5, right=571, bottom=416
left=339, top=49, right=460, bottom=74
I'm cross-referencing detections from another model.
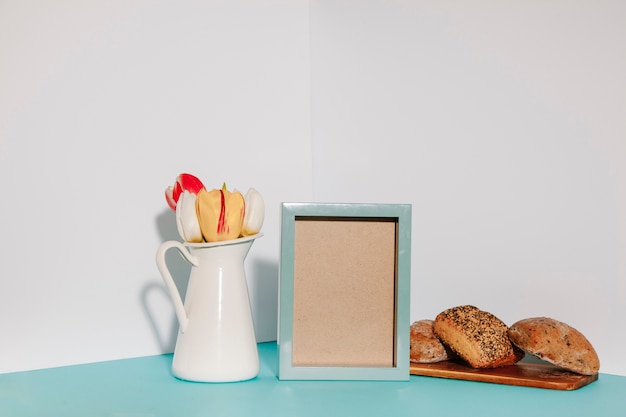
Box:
left=175, top=191, right=203, bottom=243
left=196, top=183, right=245, bottom=242
left=164, top=174, right=264, bottom=243
left=241, top=188, right=265, bottom=237
left=165, top=173, right=205, bottom=211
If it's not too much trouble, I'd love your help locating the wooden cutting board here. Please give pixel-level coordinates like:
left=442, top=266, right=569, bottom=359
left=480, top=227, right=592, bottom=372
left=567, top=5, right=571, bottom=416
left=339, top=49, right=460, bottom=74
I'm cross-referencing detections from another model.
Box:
left=410, top=360, right=598, bottom=390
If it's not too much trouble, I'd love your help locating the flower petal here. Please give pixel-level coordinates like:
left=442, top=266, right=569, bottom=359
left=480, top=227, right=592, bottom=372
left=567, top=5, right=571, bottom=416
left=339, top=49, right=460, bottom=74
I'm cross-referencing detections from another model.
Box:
left=197, top=187, right=244, bottom=242
left=177, top=173, right=205, bottom=194
left=175, top=191, right=203, bottom=242
left=165, top=173, right=205, bottom=211
left=241, top=187, right=265, bottom=236
left=165, top=186, right=177, bottom=211
left=172, top=182, right=182, bottom=205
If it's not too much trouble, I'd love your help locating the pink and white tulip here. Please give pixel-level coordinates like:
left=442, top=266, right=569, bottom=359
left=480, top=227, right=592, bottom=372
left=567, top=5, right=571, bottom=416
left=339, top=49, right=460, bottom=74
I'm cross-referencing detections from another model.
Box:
left=165, top=173, right=205, bottom=211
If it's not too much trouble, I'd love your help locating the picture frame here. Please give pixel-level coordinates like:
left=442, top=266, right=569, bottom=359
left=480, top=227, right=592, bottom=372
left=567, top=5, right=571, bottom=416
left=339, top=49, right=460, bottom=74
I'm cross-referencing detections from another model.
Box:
left=278, top=202, right=412, bottom=381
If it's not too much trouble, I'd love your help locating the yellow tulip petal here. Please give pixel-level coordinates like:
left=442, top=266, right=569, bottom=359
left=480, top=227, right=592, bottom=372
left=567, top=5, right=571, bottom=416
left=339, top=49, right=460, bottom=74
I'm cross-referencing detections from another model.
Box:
left=197, top=187, right=245, bottom=242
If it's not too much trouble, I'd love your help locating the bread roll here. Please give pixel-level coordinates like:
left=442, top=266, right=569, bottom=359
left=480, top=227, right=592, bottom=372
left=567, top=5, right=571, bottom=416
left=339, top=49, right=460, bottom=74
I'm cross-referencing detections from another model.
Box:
left=508, top=317, right=600, bottom=375
left=410, top=320, right=453, bottom=363
left=433, top=305, right=524, bottom=368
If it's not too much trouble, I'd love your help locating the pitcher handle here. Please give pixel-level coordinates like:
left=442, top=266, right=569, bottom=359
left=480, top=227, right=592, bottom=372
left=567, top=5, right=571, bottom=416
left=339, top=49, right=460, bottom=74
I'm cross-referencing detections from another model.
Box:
left=155, top=241, right=199, bottom=333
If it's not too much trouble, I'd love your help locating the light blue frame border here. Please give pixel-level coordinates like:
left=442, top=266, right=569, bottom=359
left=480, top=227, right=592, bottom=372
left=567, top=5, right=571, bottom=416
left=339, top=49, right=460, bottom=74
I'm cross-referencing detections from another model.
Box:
left=278, top=202, right=412, bottom=381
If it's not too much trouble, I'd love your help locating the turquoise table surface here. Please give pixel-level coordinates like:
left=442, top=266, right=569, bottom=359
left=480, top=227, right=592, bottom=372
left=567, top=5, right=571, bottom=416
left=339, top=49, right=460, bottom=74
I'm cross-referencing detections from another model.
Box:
left=1, top=342, right=625, bottom=417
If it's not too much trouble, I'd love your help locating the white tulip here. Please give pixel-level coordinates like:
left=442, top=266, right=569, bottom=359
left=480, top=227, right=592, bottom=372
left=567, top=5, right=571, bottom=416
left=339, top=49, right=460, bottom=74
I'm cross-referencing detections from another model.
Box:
left=241, top=187, right=265, bottom=236
left=176, top=190, right=203, bottom=243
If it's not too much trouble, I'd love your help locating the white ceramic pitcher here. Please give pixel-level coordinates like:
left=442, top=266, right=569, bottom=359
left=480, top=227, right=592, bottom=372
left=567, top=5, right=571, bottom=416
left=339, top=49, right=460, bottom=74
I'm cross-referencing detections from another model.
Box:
left=155, top=233, right=262, bottom=382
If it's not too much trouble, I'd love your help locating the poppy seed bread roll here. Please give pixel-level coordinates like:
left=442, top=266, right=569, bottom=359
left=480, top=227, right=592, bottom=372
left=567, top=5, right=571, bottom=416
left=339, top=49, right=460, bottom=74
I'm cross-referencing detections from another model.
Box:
left=508, top=317, right=600, bottom=375
left=433, top=305, right=524, bottom=368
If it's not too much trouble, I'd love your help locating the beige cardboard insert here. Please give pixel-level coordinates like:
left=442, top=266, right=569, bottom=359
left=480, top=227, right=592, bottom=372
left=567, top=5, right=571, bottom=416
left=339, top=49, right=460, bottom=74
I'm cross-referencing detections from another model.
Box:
left=292, top=217, right=398, bottom=367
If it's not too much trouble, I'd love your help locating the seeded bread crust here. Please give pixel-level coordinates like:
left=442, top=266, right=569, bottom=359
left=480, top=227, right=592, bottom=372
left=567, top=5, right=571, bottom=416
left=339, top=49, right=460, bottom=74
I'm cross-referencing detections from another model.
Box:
left=433, top=305, right=524, bottom=369
left=508, top=317, right=600, bottom=375
left=410, top=320, right=454, bottom=364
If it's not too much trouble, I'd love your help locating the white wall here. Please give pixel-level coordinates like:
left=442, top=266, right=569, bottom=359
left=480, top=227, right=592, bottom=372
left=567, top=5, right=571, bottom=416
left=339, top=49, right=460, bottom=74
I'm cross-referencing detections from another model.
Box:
left=1, top=1, right=625, bottom=377
left=311, top=0, right=626, bottom=376
left=0, top=0, right=311, bottom=373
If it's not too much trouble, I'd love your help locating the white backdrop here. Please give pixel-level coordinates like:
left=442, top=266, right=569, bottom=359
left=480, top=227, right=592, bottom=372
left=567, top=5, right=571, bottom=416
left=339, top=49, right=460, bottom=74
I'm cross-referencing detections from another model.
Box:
left=0, top=0, right=312, bottom=373
left=310, top=0, right=626, bottom=377
left=1, top=1, right=625, bottom=376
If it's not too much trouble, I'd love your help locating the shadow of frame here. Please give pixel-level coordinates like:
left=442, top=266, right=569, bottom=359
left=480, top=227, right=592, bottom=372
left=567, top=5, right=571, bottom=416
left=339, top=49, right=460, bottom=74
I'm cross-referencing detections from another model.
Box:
left=248, top=257, right=279, bottom=343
